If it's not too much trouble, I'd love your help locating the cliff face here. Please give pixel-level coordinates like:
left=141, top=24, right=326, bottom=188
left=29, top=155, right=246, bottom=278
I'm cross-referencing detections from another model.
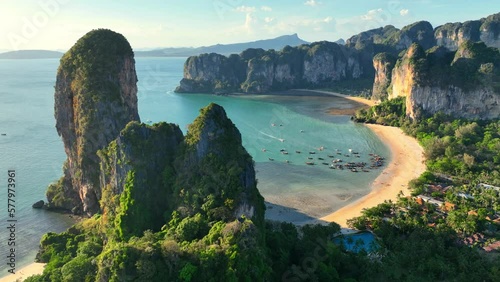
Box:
left=346, top=21, right=435, bottom=51
left=371, top=52, right=396, bottom=101
left=434, top=20, right=482, bottom=51
left=480, top=13, right=500, bottom=49
left=176, top=42, right=367, bottom=94
left=99, top=122, right=183, bottom=238
left=96, top=103, right=264, bottom=239
left=405, top=85, right=500, bottom=119
left=49, top=29, right=140, bottom=215
left=177, top=53, right=246, bottom=93
left=303, top=42, right=348, bottom=83
left=387, top=42, right=500, bottom=119
left=177, top=103, right=264, bottom=223
left=434, top=13, right=500, bottom=51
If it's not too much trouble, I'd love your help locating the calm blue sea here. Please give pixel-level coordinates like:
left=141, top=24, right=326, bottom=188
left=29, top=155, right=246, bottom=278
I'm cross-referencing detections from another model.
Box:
left=0, top=57, right=389, bottom=274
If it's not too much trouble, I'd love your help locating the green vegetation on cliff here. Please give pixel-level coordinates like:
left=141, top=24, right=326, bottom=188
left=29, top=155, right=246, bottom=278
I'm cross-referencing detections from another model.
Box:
left=396, top=41, right=500, bottom=91
left=50, top=28, right=140, bottom=214
left=32, top=104, right=271, bottom=281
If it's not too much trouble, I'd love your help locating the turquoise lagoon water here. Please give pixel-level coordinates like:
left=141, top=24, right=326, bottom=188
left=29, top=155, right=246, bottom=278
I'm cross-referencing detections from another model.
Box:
left=0, top=57, right=389, bottom=273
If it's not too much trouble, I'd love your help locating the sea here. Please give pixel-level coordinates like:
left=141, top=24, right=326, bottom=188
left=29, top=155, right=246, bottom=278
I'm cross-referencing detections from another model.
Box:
left=0, top=57, right=389, bottom=274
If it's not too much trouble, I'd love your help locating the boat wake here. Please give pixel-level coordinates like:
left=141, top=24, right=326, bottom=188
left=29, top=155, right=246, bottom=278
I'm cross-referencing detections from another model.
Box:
left=258, top=130, right=284, bottom=142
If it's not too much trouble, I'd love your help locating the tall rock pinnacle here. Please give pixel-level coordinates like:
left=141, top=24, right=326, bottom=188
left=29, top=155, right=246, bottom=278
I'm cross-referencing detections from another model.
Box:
left=49, top=29, right=140, bottom=215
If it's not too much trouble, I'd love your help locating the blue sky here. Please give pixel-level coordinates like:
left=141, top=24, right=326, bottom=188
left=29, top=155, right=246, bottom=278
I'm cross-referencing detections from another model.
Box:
left=1, top=0, right=499, bottom=51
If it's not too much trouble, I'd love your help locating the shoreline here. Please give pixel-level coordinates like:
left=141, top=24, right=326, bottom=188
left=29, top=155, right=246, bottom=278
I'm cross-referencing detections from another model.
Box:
left=0, top=263, right=45, bottom=282
left=320, top=124, right=426, bottom=227
left=249, top=88, right=425, bottom=228
left=291, top=89, right=376, bottom=107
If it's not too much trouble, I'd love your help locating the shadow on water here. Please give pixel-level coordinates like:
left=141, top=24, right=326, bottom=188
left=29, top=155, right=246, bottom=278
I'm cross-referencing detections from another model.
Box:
left=264, top=201, right=330, bottom=226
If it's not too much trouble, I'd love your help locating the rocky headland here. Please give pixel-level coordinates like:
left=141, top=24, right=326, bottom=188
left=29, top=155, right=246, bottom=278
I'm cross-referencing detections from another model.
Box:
left=176, top=12, right=500, bottom=120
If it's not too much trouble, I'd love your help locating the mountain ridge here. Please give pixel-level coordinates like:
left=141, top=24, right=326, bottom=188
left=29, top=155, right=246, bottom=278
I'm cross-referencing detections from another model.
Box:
left=135, top=33, right=309, bottom=57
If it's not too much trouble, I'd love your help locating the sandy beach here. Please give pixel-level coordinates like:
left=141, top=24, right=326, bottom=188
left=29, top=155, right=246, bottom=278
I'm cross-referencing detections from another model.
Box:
left=257, top=89, right=426, bottom=228
left=0, top=263, right=45, bottom=282
left=320, top=124, right=426, bottom=227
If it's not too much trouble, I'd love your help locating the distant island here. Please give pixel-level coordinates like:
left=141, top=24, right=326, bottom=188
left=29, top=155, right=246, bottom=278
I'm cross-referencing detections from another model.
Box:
left=0, top=50, right=64, bottom=59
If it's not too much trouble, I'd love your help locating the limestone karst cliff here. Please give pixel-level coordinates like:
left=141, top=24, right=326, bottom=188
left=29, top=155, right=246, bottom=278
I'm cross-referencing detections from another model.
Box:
left=175, top=103, right=264, bottom=224
left=98, top=103, right=264, bottom=240
left=371, top=52, right=396, bottom=101
left=48, top=29, right=140, bottom=215
left=348, top=12, right=500, bottom=53
left=387, top=42, right=500, bottom=119
left=176, top=41, right=368, bottom=94
left=176, top=12, right=500, bottom=98
left=98, top=121, right=184, bottom=238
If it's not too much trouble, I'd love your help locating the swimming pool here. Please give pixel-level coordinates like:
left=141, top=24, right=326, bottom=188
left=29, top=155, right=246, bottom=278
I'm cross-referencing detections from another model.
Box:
left=334, top=231, right=379, bottom=253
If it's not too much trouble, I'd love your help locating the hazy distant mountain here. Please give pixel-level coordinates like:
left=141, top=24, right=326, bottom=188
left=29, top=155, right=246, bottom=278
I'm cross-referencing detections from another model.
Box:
left=135, top=34, right=309, bottom=57
left=0, top=50, right=64, bottom=59
left=334, top=38, right=345, bottom=45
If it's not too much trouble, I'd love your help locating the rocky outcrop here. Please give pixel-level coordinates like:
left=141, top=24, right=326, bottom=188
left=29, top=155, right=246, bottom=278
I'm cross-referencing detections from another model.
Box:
left=96, top=103, right=264, bottom=239
left=48, top=29, right=140, bottom=215
left=387, top=42, right=500, bottom=119
left=177, top=53, right=246, bottom=93
left=480, top=13, right=500, bottom=49
left=176, top=42, right=367, bottom=94
left=392, top=21, right=436, bottom=50
left=371, top=52, right=396, bottom=101
left=99, top=121, right=183, bottom=238
left=434, top=13, right=500, bottom=51
left=434, top=20, right=482, bottom=51
left=177, top=103, right=264, bottom=223
left=346, top=21, right=435, bottom=51
left=32, top=200, right=44, bottom=209
left=303, top=42, right=356, bottom=83
left=346, top=13, right=500, bottom=53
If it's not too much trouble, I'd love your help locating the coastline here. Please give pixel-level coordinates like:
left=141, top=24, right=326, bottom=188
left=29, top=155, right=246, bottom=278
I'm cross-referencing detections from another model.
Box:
left=320, top=124, right=426, bottom=227
left=0, top=263, right=45, bottom=282
left=251, top=88, right=426, bottom=229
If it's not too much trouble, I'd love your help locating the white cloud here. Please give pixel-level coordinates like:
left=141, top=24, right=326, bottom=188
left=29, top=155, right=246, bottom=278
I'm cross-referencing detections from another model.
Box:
left=400, top=9, right=409, bottom=16
left=261, top=6, right=272, bottom=12
left=304, top=0, right=321, bottom=7
left=324, top=16, right=333, bottom=23
left=235, top=6, right=256, bottom=13
left=264, top=17, right=275, bottom=23
left=361, top=9, right=384, bottom=21
left=244, top=13, right=257, bottom=32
